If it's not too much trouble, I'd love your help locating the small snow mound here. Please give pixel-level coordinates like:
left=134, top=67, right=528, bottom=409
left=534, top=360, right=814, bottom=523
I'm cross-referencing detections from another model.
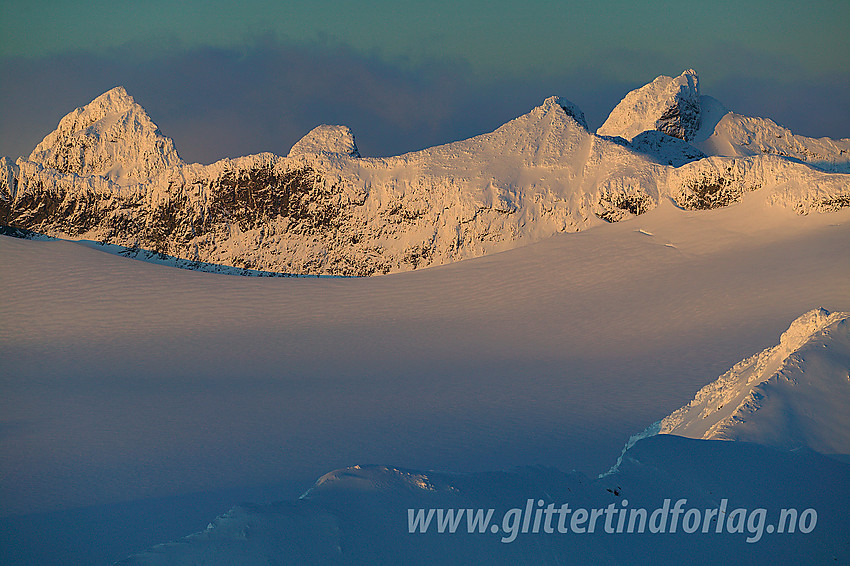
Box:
left=597, top=69, right=701, bottom=141
left=542, top=96, right=588, bottom=130
left=779, top=307, right=838, bottom=351
left=287, top=125, right=360, bottom=158
left=303, top=465, right=454, bottom=498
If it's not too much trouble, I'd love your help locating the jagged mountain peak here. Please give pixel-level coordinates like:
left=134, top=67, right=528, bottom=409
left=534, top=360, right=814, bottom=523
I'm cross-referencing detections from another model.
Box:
left=81, top=85, right=135, bottom=111
left=28, top=86, right=182, bottom=184
left=598, top=69, right=701, bottom=142
left=287, top=124, right=360, bottom=158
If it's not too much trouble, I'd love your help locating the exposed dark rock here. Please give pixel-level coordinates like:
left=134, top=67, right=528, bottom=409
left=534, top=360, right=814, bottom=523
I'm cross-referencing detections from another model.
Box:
left=630, top=131, right=706, bottom=167
left=675, top=169, right=743, bottom=210
left=596, top=191, right=654, bottom=222
left=656, top=94, right=701, bottom=141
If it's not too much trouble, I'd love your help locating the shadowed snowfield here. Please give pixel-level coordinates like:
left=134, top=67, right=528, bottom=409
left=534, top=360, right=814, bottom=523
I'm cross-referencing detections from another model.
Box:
left=2, top=191, right=849, bottom=563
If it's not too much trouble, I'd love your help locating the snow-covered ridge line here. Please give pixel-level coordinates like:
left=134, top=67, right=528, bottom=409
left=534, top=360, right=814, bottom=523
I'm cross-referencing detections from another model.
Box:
left=1, top=72, right=849, bottom=275
left=658, top=308, right=850, bottom=455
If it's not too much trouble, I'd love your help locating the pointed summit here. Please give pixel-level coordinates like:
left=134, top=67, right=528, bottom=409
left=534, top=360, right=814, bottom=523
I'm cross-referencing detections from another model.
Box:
left=543, top=96, right=588, bottom=130
left=28, top=86, right=182, bottom=183
left=598, top=69, right=701, bottom=142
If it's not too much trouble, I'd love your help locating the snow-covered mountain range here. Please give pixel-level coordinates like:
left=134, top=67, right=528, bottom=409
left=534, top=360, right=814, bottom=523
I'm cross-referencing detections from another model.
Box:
left=1, top=70, right=848, bottom=275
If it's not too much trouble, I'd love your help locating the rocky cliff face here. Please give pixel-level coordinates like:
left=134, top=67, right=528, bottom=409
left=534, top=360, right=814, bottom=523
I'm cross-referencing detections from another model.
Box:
left=2, top=75, right=848, bottom=275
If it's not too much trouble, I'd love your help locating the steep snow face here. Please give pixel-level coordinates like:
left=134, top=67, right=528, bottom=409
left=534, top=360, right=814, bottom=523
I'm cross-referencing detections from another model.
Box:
left=629, top=130, right=706, bottom=167
left=27, top=87, right=182, bottom=183
left=659, top=308, right=850, bottom=455
left=552, top=96, right=588, bottom=130
left=694, top=112, right=850, bottom=173
left=597, top=69, right=701, bottom=142
left=287, top=124, right=361, bottom=158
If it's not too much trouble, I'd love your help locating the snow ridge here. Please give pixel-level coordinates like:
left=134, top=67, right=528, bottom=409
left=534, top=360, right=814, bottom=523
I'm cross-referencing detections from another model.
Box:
left=659, top=308, right=850, bottom=455
left=695, top=112, right=850, bottom=173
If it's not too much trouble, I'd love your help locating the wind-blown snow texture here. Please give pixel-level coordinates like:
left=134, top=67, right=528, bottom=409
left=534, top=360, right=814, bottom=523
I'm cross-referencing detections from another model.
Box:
left=1, top=71, right=848, bottom=275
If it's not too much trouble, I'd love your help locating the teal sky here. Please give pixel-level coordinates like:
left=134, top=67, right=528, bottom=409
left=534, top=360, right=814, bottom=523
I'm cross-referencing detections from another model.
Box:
left=1, top=0, right=848, bottom=163
left=3, top=0, right=848, bottom=81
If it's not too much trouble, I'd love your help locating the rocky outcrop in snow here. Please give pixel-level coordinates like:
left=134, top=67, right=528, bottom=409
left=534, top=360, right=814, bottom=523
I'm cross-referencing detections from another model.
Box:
left=658, top=308, right=850, bottom=455
left=27, top=87, right=182, bottom=184
left=599, top=70, right=850, bottom=173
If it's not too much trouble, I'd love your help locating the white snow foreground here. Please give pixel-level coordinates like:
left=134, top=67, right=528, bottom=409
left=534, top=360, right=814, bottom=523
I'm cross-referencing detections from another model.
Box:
left=2, top=72, right=849, bottom=275
left=119, top=442, right=849, bottom=565
left=120, top=309, right=850, bottom=565
left=658, top=308, right=850, bottom=455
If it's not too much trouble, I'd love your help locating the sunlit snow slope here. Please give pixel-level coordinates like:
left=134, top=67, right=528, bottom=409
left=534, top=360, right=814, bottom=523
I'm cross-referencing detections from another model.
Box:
left=2, top=194, right=848, bottom=520
left=659, top=308, right=850, bottom=455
